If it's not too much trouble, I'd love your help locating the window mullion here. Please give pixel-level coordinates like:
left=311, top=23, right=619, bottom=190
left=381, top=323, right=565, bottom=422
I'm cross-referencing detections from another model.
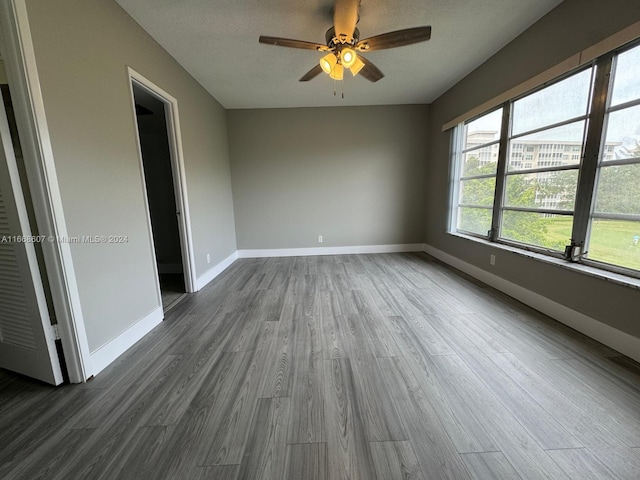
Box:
left=448, top=124, right=464, bottom=232
left=569, top=54, right=613, bottom=259
left=489, top=102, right=511, bottom=241
left=461, top=139, right=501, bottom=153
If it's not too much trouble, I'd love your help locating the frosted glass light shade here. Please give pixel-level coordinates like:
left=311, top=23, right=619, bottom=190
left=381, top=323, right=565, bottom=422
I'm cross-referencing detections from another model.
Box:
left=330, top=63, right=344, bottom=80
left=341, top=48, right=357, bottom=68
left=320, top=53, right=338, bottom=74
left=350, top=57, right=365, bottom=76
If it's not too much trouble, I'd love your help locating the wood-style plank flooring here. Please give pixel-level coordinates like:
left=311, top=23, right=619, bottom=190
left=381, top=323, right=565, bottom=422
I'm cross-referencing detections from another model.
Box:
left=2, top=252, right=640, bottom=479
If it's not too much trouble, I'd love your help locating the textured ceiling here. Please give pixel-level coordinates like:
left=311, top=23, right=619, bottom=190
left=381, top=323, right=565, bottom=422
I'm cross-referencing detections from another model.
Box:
left=115, top=0, right=563, bottom=109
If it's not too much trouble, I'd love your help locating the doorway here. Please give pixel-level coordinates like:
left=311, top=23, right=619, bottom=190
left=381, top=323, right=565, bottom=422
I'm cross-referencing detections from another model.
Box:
left=130, top=74, right=196, bottom=311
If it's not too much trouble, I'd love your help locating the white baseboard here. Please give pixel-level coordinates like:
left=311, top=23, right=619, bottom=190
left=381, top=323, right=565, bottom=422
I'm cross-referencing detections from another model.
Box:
left=196, top=251, right=238, bottom=290
left=423, top=244, right=640, bottom=363
left=89, top=306, right=164, bottom=375
left=89, top=251, right=238, bottom=376
left=237, top=243, right=426, bottom=259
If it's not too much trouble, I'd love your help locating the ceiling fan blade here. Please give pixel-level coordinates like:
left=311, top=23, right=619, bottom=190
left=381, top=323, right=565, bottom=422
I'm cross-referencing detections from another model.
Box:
left=356, top=26, right=431, bottom=51
left=333, top=0, right=359, bottom=43
left=358, top=55, right=384, bottom=82
left=259, top=36, right=329, bottom=51
left=299, top=64, right=323, bottom=82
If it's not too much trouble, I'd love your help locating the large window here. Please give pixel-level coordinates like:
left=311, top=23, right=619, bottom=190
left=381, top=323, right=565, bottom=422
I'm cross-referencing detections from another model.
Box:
left=454, top=108, right=502, bottom=236
left=450, top=41, right=640, bottom=277
left=501, top=68, right=592, bottom=251
left=588, top=45, right=640, bottom=272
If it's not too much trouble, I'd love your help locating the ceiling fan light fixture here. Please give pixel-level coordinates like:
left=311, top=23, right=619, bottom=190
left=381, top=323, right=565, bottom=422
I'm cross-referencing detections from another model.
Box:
left=320, top=53, right=337, bottom=74
left=329, top=63, right=344, bottom=80
left=349, top=57, right=365, bottom=76
left=259, top=2, right=432, bottom=87
left=340, top=48, right=357, bottom=68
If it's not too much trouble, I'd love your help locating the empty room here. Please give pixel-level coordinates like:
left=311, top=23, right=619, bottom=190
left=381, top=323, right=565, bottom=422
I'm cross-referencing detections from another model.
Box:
left=1, top=0, right=640, bottom=478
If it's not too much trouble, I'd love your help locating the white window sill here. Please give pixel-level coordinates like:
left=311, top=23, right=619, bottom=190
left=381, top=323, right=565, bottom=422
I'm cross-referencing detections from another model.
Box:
left=447, top=232, right=640, bottom=291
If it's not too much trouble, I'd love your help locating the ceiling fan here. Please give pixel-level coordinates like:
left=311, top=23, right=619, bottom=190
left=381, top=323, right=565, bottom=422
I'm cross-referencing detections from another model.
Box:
left=258, top=0, right=431, bottom=83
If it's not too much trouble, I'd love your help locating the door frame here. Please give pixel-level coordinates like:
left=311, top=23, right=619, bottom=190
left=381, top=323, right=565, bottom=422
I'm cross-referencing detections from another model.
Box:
left=0, top=0, right=92, bottom=382
left=127, top=68, right=197, bottom=294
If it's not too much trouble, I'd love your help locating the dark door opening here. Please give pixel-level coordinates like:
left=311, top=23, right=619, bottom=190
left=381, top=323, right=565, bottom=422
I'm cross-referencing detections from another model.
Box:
left=132, top=84, right=185, bottom=311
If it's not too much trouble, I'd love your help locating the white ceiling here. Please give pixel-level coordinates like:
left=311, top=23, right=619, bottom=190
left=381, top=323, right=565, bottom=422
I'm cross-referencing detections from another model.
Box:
left=115, top=0, right=563, bottom=109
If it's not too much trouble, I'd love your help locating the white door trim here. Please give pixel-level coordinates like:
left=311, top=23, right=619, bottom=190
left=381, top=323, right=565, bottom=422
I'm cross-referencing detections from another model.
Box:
left=127, top=67, right=198, bottom=294
left=0, top=0, right=92, bottom=382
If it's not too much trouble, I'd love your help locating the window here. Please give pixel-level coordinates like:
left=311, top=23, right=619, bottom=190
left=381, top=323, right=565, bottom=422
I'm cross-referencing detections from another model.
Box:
left=502, top=68, right=591, bottom=250
left=452, top=108, right=503, bottom=236
left=450, top=41, right=640, bottom=277
left=588, top=45, right=640, bottom=272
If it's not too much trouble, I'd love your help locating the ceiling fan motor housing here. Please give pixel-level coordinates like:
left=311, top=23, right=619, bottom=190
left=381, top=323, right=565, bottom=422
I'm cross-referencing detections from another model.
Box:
left=326, top=27, right=360, bottom=50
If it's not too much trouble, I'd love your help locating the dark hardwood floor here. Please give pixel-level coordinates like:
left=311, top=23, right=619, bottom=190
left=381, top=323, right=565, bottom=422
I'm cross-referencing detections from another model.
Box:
left=1, top=252, right=640, bottom=479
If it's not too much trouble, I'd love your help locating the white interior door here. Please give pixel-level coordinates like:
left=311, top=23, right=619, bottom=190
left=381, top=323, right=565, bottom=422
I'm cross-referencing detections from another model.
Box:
left=0, top=86, right=63, bottom=385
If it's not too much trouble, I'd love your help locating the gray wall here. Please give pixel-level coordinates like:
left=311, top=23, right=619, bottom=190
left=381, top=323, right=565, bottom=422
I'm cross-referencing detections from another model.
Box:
left=426, top=0, right=640, bottom=338
left=25, top=0, right=236, bottom=352
left=228, top=105, right=428, bottom=249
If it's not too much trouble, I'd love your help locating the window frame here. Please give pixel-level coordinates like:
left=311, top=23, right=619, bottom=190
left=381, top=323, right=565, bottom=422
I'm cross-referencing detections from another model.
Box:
left=449, top=39, right=640, bottom=279
left=451, top=106, right=504, bottom=238
left=581, top=50, right=640, bottom=275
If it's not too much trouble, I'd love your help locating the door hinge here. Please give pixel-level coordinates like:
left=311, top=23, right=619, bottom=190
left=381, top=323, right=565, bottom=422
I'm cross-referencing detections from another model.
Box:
left=51, top=323, right=61, bottom=340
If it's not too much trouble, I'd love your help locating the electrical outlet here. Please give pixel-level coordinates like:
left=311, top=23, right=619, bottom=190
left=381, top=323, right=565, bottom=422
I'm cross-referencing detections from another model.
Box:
left=318, top=235, right=323, bottom=243
left=206, top=254, right=211, bottom=264
left=490, top=254, right=496, bottom=265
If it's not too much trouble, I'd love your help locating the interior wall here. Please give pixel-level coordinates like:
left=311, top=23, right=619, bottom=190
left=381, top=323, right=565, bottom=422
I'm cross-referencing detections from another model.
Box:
left=24, top=0, right=236, bottom=353
left=426, top=0, right=640, bottom=339
left=228, top=105, right=428, bottom=249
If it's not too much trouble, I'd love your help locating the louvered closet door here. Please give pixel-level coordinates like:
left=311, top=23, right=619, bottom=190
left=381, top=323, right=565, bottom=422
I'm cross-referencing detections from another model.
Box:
left=0, top=87, right=62, bottom=385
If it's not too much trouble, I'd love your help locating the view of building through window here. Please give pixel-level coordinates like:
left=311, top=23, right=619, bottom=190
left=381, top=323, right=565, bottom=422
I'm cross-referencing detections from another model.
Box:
left=457, top=108, right=502, bottom=236
left=452, top=41, right=640, bottom=275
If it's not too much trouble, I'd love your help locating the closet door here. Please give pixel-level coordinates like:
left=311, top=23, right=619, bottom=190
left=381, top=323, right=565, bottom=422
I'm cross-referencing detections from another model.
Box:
left=0, top=86, right=62, bottom=385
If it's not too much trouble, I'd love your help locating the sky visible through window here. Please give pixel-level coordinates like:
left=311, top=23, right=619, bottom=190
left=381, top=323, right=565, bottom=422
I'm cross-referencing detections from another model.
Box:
left=466, top=64, right=640, bottom=154
left=611, top=45, right=640, bottom=106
